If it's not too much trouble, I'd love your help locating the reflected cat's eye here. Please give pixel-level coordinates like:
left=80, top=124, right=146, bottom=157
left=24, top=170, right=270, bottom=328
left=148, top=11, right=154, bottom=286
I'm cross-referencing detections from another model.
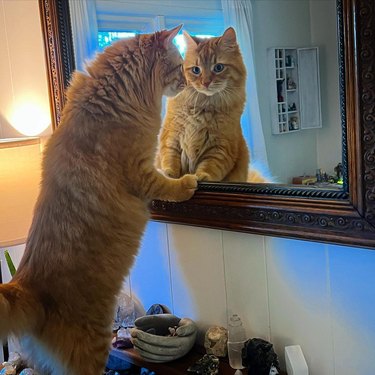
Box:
left=213, top=63, right=224, bottom=73
left=192, top=66, right=201, bottom=75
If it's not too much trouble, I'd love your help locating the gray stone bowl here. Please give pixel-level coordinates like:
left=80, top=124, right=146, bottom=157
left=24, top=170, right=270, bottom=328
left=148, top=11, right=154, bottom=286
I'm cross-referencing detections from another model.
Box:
left=130, top=314, right=197, bottom=363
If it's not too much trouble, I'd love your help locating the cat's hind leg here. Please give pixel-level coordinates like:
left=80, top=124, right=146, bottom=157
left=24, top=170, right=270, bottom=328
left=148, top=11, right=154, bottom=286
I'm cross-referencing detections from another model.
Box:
left=65, top=344, right=109, bottom=375
left=56, top=326, right=111, bottom=375
left=27, top=318, right=112, bottom=375
left=224, top=136, right=250, bottom=183
left=225, top=158, right=249, bottom=182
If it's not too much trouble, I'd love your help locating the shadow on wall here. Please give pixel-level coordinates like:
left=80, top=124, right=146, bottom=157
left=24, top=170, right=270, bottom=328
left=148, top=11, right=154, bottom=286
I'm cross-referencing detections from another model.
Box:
left=129, top=222, right=184, bottom=313
left=165, top=225, right=227, bottom=343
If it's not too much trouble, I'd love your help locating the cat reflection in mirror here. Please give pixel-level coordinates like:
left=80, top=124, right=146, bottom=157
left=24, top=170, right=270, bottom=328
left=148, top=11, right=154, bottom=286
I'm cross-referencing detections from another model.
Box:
left=0, top=26, right=197, bottom=375
left=157, top=27, right=269, bottom=183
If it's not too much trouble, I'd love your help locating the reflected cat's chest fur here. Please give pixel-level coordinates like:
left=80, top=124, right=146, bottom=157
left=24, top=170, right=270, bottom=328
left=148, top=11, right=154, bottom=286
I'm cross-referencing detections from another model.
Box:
left=180, top=106, right=217, bottom=173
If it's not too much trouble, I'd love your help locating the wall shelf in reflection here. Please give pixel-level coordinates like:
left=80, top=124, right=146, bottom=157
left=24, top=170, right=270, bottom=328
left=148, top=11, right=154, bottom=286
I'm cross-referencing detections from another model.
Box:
left=268, top=47, right=322, bottom=135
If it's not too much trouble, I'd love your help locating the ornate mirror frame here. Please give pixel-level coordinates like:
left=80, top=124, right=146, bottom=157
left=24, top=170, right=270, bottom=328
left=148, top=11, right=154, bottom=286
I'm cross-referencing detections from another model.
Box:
left=39, top=0, right=375, bottom=248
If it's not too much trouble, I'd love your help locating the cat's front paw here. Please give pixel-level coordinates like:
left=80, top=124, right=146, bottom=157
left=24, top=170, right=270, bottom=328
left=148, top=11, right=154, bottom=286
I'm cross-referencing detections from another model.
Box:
left=163, top=168, right=180, bottom=179
left=174, top=174, right=198, bottom=201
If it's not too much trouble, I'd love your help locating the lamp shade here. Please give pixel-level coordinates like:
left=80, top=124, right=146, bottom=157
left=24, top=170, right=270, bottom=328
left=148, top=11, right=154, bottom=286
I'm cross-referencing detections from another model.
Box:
left=0, top=138, right=42, bottom=246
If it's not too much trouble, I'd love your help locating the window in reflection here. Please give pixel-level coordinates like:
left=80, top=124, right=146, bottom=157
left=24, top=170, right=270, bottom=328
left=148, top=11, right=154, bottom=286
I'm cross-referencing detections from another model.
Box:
left=98, top=31, right=136, bottom=50
left=97, top=31, right=215, bottom=58
left=173, top=34, right=214, bottom=57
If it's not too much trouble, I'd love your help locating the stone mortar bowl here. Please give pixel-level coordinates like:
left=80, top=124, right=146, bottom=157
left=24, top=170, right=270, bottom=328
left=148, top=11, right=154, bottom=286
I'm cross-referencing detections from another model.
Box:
left=130, top=314, right=197, bottom=363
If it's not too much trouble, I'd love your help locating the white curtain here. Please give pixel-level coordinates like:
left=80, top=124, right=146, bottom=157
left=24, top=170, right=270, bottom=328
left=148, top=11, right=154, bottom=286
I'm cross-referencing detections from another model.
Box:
left=221, top=0, right=269, bottom=169
left=69, top=0, right=99, bottom=72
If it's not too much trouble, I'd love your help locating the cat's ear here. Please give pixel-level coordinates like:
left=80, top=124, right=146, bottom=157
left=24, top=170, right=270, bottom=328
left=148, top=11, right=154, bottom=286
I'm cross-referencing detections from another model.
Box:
left=161, top=24, right=183, bottom=48
left=220, top=27, right=237, bottom=46
left=183, top=31, right=198, bottom=49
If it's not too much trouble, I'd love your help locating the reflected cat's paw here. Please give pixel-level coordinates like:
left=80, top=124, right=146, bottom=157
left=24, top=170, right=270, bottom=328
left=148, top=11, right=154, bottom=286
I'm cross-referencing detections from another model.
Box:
left=181, top=174, right=198, bottom=189
left=196, top=172, right=212, bottom=181
left=163, top=168, right=180, bottom=179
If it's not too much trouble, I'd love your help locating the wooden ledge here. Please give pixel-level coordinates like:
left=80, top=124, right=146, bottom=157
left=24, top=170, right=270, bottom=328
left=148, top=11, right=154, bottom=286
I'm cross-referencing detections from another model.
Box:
left=110, top=346, right=247, bottom=375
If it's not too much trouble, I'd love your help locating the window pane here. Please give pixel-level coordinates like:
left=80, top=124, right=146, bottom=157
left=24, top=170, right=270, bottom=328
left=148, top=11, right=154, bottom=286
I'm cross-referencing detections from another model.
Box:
left=174, top=34, right=214, bottom=57
left=98, top=31, right=215, bottom=57
left=98, top=31, right=137, bottom=50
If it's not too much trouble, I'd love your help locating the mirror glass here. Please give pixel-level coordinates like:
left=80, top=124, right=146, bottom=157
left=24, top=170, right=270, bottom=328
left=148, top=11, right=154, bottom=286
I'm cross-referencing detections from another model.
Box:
left=69, top=0, right=342, bottom=188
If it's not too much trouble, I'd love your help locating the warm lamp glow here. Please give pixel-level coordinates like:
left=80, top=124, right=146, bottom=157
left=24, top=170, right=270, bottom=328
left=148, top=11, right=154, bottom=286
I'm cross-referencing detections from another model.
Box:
left=11, top=103, right=50, bottom=136
left=0, top=138, right=42, bottom=246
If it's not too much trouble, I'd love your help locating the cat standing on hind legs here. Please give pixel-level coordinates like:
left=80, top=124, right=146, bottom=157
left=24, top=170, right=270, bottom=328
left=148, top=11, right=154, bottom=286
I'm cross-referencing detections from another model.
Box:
left=0, top=25, right=196, bottom=375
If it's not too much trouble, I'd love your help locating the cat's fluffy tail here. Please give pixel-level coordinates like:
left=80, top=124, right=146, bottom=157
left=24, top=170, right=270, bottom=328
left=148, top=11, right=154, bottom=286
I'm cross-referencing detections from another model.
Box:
left=0, top=282, right=42, bottom=338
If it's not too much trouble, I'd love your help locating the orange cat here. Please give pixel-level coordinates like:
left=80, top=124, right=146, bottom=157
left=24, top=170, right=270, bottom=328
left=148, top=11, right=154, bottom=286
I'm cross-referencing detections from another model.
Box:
left=0, top=26, right=197, bottom=375
left=157, top=28, right=271, bottom=184
left=157, top=28, right=249, bottom=182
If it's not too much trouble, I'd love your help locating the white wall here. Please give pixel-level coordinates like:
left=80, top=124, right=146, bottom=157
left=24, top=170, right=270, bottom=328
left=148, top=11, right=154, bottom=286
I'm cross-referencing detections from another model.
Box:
left=0, top=0, right=51, bottom=138
left=5, top=222, right=373, bottom=374
left=131, top=222, right=375, bottom=374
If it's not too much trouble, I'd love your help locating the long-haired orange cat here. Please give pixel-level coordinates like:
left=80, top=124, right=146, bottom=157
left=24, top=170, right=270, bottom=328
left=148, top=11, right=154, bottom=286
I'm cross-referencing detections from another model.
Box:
left=158, top=27, right=269, bottom=183
left=0, top=26, right=196, bottom=375
left=157, top=27, right=249, bottom=182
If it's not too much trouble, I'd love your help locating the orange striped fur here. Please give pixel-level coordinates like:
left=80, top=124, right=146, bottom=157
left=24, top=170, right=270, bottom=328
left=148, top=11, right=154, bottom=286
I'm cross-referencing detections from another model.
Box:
left=157, top=28, right=251, bottom=182
left=0, top=26, right=197, bottom=375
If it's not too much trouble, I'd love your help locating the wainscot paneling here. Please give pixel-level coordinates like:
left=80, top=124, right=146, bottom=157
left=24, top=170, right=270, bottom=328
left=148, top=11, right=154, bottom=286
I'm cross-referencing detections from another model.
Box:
left=130, top=221, right=172, bottom=312
left=167, top=224, right=227, bottom=342
left=265, top=237, right=333, bottom=374
left=329, top=244, right=375, bottom=374
left=222, top=231, right=270, bottom=341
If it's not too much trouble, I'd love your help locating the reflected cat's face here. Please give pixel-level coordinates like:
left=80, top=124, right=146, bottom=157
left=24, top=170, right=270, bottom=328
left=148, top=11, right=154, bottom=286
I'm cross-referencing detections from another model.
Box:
left=183, top=28, right=246, bottom=97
